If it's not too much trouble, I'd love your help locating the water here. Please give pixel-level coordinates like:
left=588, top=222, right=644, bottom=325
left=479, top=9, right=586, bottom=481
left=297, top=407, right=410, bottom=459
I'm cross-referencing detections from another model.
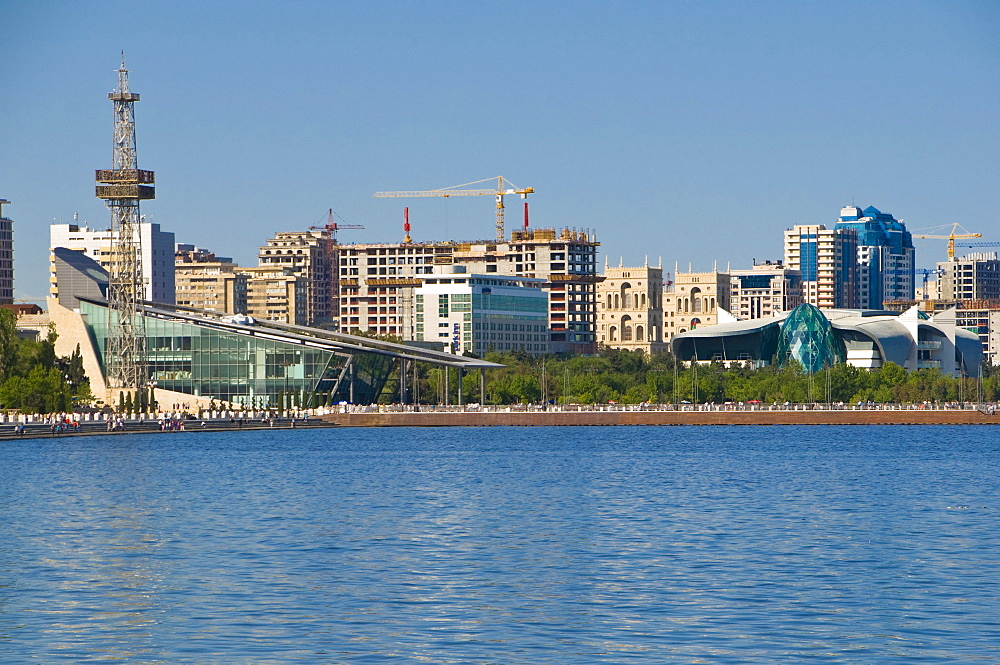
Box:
left=2, top=426, right=999, bottom=663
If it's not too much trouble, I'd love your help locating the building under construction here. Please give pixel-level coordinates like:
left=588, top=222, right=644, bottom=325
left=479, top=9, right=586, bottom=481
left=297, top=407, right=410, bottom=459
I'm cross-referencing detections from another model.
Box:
left=335, top=227, right=602, bottom=354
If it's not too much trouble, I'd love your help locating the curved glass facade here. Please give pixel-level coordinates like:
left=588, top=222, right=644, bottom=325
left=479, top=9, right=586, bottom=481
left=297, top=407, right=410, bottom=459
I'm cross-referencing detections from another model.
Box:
left=776, top=303, right=846, bottom=373
left=80, top=301, right=393, bottom=406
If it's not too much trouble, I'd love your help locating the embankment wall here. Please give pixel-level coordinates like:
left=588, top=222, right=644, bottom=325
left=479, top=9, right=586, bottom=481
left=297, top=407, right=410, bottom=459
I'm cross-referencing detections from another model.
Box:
left=320, top=410, right=999, bottom=427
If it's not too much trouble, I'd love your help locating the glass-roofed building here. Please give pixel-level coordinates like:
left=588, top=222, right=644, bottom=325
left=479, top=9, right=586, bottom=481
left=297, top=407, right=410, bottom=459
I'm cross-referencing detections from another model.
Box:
left=671, top=303, right=983, bottom=378
left=49, top=292, right=502, bottom=409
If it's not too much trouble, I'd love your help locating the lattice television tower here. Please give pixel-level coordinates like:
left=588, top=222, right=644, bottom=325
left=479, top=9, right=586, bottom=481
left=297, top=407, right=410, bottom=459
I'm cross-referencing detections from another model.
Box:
left=95, top=54, right=154, bottom=394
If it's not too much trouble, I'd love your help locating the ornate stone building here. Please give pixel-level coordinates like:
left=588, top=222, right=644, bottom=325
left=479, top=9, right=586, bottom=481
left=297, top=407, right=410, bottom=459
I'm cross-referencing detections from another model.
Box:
left=663, top=266, right=731, bottom=340
left=596, top=260, right=667, bottom=354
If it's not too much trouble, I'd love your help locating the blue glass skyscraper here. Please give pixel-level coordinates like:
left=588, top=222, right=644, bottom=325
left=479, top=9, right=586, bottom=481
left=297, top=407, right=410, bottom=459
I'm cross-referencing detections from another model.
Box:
left=834, top=205, right=914, bottom=309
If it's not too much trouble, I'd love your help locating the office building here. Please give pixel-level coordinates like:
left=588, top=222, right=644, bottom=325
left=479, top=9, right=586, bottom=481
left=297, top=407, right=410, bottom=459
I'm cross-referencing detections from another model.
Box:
left=834, top=205, right=914, bottom=308
left=596, top=261, right=667, bottom=353
left=49, top=218, right=176, bottom=304
left=414, top=267, right=549, bottom=355
left=783, top=224, right=857, bottom=309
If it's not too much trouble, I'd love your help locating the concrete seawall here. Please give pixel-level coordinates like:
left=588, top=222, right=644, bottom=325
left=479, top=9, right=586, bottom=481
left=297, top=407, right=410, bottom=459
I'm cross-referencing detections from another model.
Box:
left=320, top=409, right=1000, bottom=427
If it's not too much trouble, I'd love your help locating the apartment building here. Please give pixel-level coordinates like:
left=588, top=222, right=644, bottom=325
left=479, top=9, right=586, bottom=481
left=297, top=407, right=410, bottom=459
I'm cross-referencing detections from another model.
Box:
left=783, top=224, right=857, bottom=309
left=239, top=265, right=308, bottom=325
left=728, top=260, right=803, bottom=320
left=337, top=227, right=600, bottom=353
left=258, top=230, right=336, bottom=326
left=0, top=199, right=12, bottom=305
left=936, top=253, right=1000, bottom=302
left=175, top=244, right=247, bottom=314
left=834, top=205, right=914, bottom=308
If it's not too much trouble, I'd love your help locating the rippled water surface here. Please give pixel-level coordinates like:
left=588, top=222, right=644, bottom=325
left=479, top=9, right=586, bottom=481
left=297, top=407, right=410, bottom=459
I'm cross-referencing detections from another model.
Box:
left=2, top=426, right=999, bottom=662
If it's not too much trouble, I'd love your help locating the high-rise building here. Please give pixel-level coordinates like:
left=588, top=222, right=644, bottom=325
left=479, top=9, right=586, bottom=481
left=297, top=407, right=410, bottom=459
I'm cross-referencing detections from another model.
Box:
left=0, top=199, right=12, bottom=305
left=258, top=230, right=337, bottom=326
left=783, top=224, right=857, bottom=309
left=729, top=260, right=803, bottom=320
left=175, top=244, right=247, bottom=314
left=834, top=205, right=914, bottom=308
left=336, top=227, right=601, bottom=353
left=50, top=218, right=176, bottom=304
left=663, top=267, right=731, bottom=339
left=936, top=252, right=1000, bottom=302
left=596, top=261, right=667, bottom=353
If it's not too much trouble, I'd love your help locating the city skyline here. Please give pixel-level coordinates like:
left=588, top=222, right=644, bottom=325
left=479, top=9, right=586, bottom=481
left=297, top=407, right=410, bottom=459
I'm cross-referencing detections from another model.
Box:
left=3, top=1, right=998, bottom=304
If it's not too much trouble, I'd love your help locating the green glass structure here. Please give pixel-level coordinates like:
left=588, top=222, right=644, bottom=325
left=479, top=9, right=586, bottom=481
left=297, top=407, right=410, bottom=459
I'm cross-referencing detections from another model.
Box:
left=78, top=299, right=499, bottom=407
left=775, top=303, right=846, bottom=373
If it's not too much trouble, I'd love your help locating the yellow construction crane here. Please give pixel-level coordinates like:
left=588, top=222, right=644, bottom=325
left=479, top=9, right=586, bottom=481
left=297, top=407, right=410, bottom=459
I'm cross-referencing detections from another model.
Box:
left=373, top=176, right=534, bottom=242
left=913, top=223, right=982, bottom=260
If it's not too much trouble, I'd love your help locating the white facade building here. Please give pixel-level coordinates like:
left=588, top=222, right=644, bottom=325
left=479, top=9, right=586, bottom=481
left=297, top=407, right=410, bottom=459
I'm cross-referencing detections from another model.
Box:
left=415, top=267, right=549, bottom=356
left=50, top=218, right=176, bottom=304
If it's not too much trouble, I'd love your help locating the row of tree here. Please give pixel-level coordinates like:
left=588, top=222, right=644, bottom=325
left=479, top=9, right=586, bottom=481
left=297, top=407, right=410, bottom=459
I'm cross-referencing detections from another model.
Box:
left=0, top=309, right=92, bottom=413
left=384, top=347, right=1000, bottom=405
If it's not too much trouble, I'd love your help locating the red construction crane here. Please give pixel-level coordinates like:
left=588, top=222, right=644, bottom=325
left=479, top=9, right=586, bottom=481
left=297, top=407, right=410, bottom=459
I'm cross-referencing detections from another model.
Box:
left=309, top=209, right=364, bottom=243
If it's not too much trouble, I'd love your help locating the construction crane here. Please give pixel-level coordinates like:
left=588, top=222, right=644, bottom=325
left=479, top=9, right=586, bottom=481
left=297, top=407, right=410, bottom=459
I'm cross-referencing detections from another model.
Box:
left=917, top=268, right=944, bottom=299
left=309, top=209, right=364, bottom=243
left=955, top=241, right=1000, bottom=250
left=913, top=223, right=982, bottom=260
left=373, top=176, right=534, bottom=242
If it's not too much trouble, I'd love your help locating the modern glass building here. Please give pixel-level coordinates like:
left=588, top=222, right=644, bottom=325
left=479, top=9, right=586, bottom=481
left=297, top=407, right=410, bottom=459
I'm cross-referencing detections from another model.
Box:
left=671, top=303, right=983, bottom=378
left=774, top=304, right=847, bottom=372
left=415, top=270, right=550, bottom=356
left=835, top=205, right=915, bottom=309
left=77, top=297, right=502, bottom=407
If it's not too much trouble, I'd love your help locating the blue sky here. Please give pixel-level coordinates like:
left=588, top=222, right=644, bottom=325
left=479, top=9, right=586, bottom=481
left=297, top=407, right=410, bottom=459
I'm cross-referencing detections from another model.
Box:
left=3, top=0, right=998, bottom=303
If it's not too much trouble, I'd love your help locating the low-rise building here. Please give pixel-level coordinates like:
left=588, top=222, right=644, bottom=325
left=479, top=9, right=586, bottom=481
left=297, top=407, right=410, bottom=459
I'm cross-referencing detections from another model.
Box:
left=414, top=267, right=549, bottom=355
left=729, top=260, right=803, bottom=320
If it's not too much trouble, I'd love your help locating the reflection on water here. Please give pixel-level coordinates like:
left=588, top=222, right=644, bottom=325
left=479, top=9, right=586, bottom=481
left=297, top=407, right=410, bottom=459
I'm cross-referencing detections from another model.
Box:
left=1, top=426, right=999, bottom=662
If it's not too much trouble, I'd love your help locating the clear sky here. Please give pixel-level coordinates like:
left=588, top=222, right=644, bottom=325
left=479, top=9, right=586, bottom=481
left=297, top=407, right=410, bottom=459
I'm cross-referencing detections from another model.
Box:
left=3, top=0, right=998, bottom=304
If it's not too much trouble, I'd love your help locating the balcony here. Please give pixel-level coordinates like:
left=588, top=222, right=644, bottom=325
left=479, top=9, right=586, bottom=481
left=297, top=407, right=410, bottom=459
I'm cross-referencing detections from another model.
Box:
left=917, top=341, right=942, bottom=350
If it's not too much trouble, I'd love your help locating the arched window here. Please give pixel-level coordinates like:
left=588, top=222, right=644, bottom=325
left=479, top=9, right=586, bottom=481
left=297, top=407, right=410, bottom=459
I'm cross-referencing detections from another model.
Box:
left=609, top=326, right=618, bottom=341
left=621, top=282, right=632, bottom=309
left=641, top=293, right=647, bottom=308
left=691, top=287, right=703, bottom=313
left=636, top=325, right=644, bottom=341
left=607, top=293, right=612, bottom=309
left=613, top=293, right=620, bottom=309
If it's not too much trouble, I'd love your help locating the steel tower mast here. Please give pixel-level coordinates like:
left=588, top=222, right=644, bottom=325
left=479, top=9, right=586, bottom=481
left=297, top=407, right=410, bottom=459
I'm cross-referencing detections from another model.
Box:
left=95, top=54, right=154, bottom=395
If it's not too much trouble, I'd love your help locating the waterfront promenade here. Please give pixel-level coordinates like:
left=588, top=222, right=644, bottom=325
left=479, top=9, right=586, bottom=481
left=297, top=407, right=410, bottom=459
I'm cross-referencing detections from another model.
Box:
left=322, top=403, right=1000, bottom=427
left=2, top=403, right=997, bottom=440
